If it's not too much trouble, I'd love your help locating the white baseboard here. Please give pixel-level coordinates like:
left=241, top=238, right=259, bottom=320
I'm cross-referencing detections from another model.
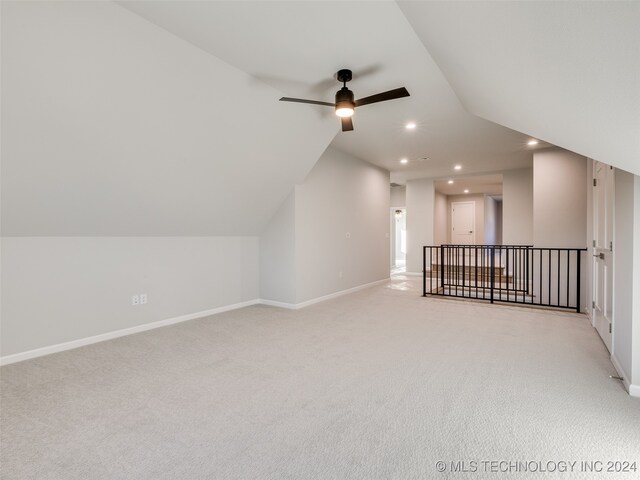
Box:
left=259, top=278, right=389, bottom=310
left=401, top=271, right=422, bottom=277
left=258, top=299, right=297, bottom=309
left=0, top=278, right=391, bottom=367
left=629, top=384, right=640, bottom=398
left=295, top=278, right=389, bottom=309
left=0, top=299, right=260, bottom=366
left=610, top=353, right=635, bottom=396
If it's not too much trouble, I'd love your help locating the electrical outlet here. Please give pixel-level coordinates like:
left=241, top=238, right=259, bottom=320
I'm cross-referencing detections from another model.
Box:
left=132, top=295, right=139, bottom=305
left=140, top=294, right=147, bottom=305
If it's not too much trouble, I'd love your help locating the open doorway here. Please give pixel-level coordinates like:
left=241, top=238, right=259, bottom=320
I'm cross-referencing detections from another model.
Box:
left=391, top=208, right=406, bottom=274
left=434, top=174, right=503, bottom=245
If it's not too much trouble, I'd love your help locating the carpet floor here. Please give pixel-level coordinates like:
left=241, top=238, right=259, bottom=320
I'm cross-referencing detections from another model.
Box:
left=2, top=276, right=639, bottom=479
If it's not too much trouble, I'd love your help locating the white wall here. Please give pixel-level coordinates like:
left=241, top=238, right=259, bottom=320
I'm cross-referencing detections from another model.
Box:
left=259, top=193, right=296, bottom=304
left=1, top=1, right=336, bottom=236
left=434, top=192, right=448, bottom=245
left=259, top=147, right=390, bottom=305
left=502, top=168, right=533, bottom=245
left=496, top=201, right=503, bottom=245
left=0, top=237, right=259, bottom=358
left=406, top=178, right=434, bottom=273
left=390, top=186, right=406, bottom=208
left=613, top=170, right=635, bottom=384
left=633, top=175, right=640, bottom=390
left=484, top=196, right=499, bottom=245
left=447, top=194, right=485, bottom=244
left=612, top=169, right=640, bottom=395
left=531, top=150, right=588, bottom=311
left=533, top=150, right=588, bottom=248
left=295, top=147, right=390, bottom=303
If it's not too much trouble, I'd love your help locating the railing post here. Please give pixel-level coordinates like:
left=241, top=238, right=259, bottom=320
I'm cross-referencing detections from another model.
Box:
left=524, top=247, right=531, bottom=295
left=422, top=246, right=427, bottom=297
left=576, top=250, right=581, bottom=313
left=462, top=246, right=465, bottom=290
left=440, top=245, right=445, bottom=294
left=490, top=245, right=495, bottom=304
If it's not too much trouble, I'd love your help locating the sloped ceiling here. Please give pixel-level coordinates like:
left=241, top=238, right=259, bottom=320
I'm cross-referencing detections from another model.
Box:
left=1, top=1, right=337, bottom=235
left=117, top=0, right=539, bottom=184
left=398, top=1, right=640, bottom=176
left=4, top=1, right=637, bottom=238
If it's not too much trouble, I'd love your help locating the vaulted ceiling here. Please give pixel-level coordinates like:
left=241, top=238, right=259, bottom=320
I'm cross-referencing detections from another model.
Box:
left=117, top=0, right=541, bottom=184
left=398, top=0, right=640, bottom=177
left=2, top=1, right=638, bottom=236
left=1, top=1, right=337, bottom=235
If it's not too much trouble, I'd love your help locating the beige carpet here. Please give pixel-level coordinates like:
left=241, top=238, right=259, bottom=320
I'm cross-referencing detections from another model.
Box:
left=2, top=276, right=639, bottom=479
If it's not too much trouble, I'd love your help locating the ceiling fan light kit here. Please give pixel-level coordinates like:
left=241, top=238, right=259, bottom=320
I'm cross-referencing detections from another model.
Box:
left=279, top=68, right=409, bottom=132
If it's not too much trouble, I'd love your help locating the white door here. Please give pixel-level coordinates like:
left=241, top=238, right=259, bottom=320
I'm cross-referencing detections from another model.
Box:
left=451, top=202, right=475, bottom=245
left=593, top=161, right=613, bottom=352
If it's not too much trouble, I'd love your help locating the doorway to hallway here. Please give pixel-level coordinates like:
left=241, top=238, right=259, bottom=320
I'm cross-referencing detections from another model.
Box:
left=391, top=208, right=406, bottom=274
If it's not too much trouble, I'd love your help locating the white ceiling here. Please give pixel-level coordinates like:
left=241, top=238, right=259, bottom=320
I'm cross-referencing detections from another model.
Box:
left=5, top=1, right=637, bottom=236
left=398, top=1, right=640, bottom=177
left=434, top=174, right=503, bottom=197
left=1, top=1, right=337, bottom=235
left=117, top=0, right=544, bottom=184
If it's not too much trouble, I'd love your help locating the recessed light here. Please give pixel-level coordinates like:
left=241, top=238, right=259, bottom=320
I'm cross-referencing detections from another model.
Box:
left=400, top=158, right=408, bottom=164
left=464, top=189, right=470, bottom=193
left=527, top=139, right=539, bottom=146
left=405, top=122, right=417, bottom=130
left=454, top=165, right=462, bottom=170
left=448, top=180, right=454, bottom=184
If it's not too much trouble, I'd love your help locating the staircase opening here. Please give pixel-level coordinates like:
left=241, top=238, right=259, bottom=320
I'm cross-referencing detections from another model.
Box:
left=423, top=244, right=587, bottom=312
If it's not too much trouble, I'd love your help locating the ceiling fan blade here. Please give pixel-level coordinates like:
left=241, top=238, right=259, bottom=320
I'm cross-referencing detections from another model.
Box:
left=279, top=97, right=334, bottom=107
left=341, top=117, right=354, bottom=132
left=355, top=87, right=410, bottom=107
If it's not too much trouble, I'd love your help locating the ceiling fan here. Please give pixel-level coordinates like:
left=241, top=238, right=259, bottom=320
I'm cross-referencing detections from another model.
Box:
left=279, top=69, right=410, bottom=132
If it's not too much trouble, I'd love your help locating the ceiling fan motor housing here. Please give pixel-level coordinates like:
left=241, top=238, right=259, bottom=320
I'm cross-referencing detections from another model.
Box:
left=335, top=87, right=355, bottom=112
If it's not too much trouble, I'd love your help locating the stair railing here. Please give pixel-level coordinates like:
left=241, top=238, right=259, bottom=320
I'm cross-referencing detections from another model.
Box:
left=423, top=244, right=586, bottom=312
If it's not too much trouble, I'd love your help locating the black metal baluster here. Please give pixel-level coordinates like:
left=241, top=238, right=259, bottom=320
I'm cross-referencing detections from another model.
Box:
left=539, top=250, right=543, bottom=305
left=491, top=247, right=496, bottom=303
left=422, top=246, right=426, bottom=296
left=566, top=251, right=570, bottom=308
left=475, top=246, right=478, bottom=298
left=548, top=250, right=551, bottom=306
left=557, top=249, right=560, bottom=307
left=440, top=246, right=444, bottom=296
left=576, top=251, right=582, bottom=313
left=506, top=247, right=510, bottom=302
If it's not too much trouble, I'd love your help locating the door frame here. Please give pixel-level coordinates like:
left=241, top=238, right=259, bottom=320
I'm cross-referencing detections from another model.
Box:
left=451, top=201, right=476, bottom=245
left=592, top=160, right=614, bottom=352
left=390, top=207, right=406, bottom=269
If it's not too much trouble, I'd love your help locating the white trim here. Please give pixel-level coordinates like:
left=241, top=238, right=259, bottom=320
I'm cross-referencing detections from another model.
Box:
left=629, top=384, right=640, bottom=398
left=259, top=299, right=297, bottom=309
left=0, top=278, right=391, bottom=366
left=259, top=278, right=389, bottom=310
left=401, top=271, right=423, bottom=277
left=0, top=300, right=260, bottom=366
left=295, top=278, right=389, bottom=309
left=610, top=353, right=632, bottom=393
